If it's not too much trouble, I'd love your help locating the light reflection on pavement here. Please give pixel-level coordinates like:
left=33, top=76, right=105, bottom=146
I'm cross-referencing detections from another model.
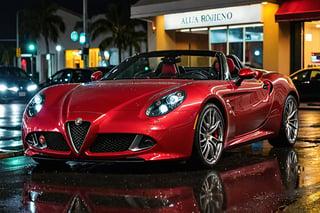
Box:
left=0, top=102, right=26, bottom=152
left=298, top=109, right=320, bottom=143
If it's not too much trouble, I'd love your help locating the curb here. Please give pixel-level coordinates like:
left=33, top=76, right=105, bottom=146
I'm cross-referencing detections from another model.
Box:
left=299, top=102, right=320, bottom=110
left=0, top=151, right=24, bottom=159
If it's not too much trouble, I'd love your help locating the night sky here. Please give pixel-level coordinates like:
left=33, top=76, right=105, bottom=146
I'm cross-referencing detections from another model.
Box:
left=0, top=0, right=137, bottom=40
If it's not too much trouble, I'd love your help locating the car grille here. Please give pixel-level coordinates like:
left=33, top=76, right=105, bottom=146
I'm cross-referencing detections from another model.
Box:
left=26, top=132, right=70, bottom=151
left=90, top=134, right=135, bottom=153
left=67, top=121, right=91, bottom=153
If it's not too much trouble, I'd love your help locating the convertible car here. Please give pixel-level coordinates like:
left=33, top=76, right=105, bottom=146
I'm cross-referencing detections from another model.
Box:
left=22, top=50, right=299, bottom=168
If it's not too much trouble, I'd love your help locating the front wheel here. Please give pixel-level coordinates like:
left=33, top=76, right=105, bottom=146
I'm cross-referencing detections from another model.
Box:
left=269, top=95, right=299, bottom=147
left=192, top=103, right=225, bottom=168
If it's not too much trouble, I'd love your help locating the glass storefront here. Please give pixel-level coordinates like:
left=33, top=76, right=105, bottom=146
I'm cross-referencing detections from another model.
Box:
left=65, top=48, right=101, bottom=68
left=304, top=21, right=320, bottom=68
left=210, top=24, right=263, bottom=68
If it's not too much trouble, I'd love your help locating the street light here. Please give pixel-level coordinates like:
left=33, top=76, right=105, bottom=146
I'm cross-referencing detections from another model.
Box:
left=56, top=45, right=62, bottom=71
left=83, top=0, right=89, bottom=68
left=16, top=11, right=21, bottom=67
left=56, top=44, right=62, bottom=52
left=28, top=44, right=35, bottom=51
left=27, top=42, right=36, bottom=80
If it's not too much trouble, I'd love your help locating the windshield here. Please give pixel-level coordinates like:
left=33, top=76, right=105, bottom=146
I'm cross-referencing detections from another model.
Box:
left=0, top=67, right=29, bottom=79
left=104, top=52, right=221, bottom=80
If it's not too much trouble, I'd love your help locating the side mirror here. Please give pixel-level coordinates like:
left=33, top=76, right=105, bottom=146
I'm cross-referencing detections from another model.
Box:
left=236, top=68, right=256, bottom=86
left=91, top=71, right=103, bottom=81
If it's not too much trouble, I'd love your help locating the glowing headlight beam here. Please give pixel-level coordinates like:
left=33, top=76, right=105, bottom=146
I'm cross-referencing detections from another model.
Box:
left=26, top=93, right=45, bottom=117
left=0, top=85, right=7, bottom=91
left=146, top=90, right=186, bottom=117
left=27, top=84, right=38, bottom=92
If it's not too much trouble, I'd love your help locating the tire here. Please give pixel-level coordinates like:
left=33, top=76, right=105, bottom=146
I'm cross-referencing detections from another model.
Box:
left=269, top=95, right=299, bottom=147
left=192, top=103, right=225, bottom=168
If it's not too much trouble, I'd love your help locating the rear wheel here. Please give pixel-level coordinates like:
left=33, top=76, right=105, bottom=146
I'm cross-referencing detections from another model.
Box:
left=269, top=95, right=299, bottom=147
left=192, top=103, right=225, bottom=168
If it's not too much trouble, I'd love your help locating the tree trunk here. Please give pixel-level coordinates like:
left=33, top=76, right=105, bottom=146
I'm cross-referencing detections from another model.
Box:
left=118, top=47, right=122, bottom=64
left=41, top=37, right=50, bottom=83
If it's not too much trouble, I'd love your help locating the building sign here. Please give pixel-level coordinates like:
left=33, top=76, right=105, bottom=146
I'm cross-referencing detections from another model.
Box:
left=164, top=4, right=262, bottom=30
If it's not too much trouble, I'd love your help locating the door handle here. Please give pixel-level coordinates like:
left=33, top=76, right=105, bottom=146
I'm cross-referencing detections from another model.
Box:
left=263, top=80, right=273, bottom=94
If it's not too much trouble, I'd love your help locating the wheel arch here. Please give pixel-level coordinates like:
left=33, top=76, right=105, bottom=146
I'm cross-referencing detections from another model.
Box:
left=190, top=97, right=227, bottom=168
left=288, top=90, right=299, bottom=104
left=201, top=98, right=227, bottom=125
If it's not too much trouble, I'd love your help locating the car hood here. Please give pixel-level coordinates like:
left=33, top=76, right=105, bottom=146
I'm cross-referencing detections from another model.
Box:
left=51, top=80, right=192, bottom=114
left=0, top=77, right=34, bottom=87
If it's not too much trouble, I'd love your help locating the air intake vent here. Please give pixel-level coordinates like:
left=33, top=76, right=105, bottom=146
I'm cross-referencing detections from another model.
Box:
left=67, top=121, right=91, bottom=153
left=90, top=134, right=135, bottom=153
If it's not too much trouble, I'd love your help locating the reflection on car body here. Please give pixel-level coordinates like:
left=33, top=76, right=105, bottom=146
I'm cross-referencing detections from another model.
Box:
left=0, top=66, right=38, bottom=102
left=22, top=50, right=299, bottom=168
left=89, top=65, right=115, bottom=75
left=39, top=68, right=94, bottom=89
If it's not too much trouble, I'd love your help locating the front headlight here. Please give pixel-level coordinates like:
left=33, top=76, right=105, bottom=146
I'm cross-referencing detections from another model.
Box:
left=9, top=87, right=18, bottom=92
left=27, top=84, right=38, bottom=92
left=26, top=93, right=45, bottom=117
left=0, top=84, right=7, bottom=91
left=0, top=85, right=18, bottom=92
left=146, top=90, right=186, bottom=117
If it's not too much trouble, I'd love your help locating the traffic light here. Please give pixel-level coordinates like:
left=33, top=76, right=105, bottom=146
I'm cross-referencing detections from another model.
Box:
left=79, top=32, right=86, bottom=45
left=28, top=44, right=35, bottom=51
left=16, top=48, right=21, bottom=58
left=27, top=42, right=36, bottom=54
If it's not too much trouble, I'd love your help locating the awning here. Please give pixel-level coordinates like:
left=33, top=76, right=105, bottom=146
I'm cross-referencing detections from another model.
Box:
left=275, top=0, right=320, bottom=22
left=131, top=0, right=277, bottom=19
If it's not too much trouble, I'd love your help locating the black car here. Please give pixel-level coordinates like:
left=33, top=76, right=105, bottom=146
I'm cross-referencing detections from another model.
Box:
left=39, top=68, right=94, bottom=89
left=0, top=66, right=38, bottom=102
left=290, top=67, right=320, bottom=102
left=89, top=65, right=115, bottom=76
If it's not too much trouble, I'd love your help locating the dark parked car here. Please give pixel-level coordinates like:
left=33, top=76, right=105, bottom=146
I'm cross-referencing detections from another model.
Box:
left=290, top=67, right=320, bottom=102
left=0, top=66, right=38, bottom=102
left=39, top=68, right=94, bottom=89
left=90, top=65, right=115, bottom=74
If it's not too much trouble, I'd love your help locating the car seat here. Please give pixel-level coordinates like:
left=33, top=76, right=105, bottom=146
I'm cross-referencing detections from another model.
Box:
left=160, top=63, right=178, bottom=76
left=226, top=57, right=239, bottom=78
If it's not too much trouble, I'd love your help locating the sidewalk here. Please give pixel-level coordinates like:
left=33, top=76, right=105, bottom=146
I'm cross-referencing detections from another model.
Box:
left=299, top=102, right=320, bottom=110
left=0, top=150, right=24, bottom=159
left=0, top=140, right=24, bottom=159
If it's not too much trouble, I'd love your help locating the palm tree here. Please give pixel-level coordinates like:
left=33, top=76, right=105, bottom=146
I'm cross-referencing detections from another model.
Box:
left=0, top=44, right=15, bottom=65
left=89, top=2, right=146, bottom=63
left=21, top=0, right=65, bottom=54
left=20, top=0, right=65, bottom=80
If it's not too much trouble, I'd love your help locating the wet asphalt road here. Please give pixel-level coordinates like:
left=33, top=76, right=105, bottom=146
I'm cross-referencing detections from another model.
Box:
left=0, top=103, right=320, bottom=212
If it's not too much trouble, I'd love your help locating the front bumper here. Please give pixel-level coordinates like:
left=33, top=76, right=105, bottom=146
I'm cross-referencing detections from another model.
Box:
left=22, top=109, right=198, bottom=162
left=0, top=90, right=36, bottom=101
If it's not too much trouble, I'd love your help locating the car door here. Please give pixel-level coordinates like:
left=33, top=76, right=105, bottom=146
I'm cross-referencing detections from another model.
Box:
left=291, top=70, right=311, bottom=101
left=308, top=70, right=320, bottom=101
left=228, top=79, right=273, bottom=136
left=51, top=70, right=67, bottom=85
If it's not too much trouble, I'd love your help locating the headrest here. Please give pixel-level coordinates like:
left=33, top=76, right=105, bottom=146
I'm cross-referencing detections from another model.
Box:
left=161, top=63, right=177, bottom=76
left=227, top=58, right=236, bottom=73
left=214, top=61, right=220, bottom=71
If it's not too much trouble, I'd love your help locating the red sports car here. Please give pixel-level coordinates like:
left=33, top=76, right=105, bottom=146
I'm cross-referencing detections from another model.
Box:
left=22, top=50, right=299, bottom=168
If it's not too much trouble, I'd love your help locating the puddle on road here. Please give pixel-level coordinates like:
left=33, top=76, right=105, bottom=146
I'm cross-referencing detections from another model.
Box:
left=298, top=110, right=320, bottom=143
